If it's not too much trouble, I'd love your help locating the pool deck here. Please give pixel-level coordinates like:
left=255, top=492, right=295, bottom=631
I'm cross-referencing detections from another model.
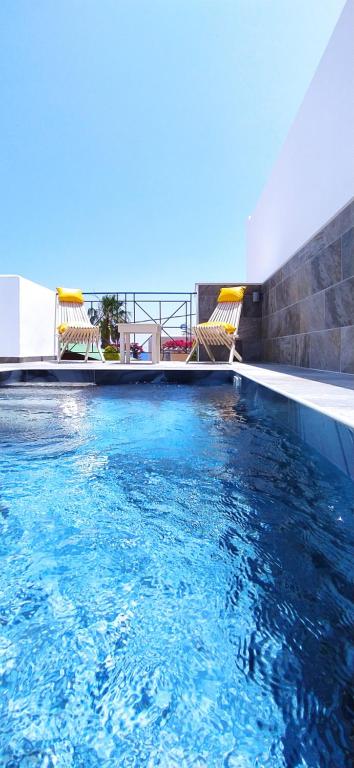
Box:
left=0, top=360, right=353, bottom=430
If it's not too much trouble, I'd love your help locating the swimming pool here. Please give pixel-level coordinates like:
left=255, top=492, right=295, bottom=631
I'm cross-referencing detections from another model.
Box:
left=0, top=384, right=352, bottom=767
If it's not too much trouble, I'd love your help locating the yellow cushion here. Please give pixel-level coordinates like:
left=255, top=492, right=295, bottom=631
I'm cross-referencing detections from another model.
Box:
left=57, top=287, right=84, bottom=304
left=199, top=321, right=235, bottom=334
left=57, top=323, right=69, bottom=334
left=217, top=286, right=246, bottom=303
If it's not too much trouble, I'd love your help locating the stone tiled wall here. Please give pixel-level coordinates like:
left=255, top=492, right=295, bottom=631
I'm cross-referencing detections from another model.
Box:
left=197, top=283, right=262, bottom=362
left=262, top=200, right=354, bottom=372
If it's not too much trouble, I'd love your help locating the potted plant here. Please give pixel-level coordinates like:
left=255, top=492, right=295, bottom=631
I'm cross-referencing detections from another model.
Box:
left=103, top=344, right=120, bottom=361
left=162, top=338, right=193, bottom=362
left=104, top=342, right=143, bottom=361
left=129, top=342, right=144, bottom=360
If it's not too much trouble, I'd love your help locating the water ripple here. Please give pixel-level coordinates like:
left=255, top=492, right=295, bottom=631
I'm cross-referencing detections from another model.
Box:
left=0, top=385, right=352, bottom=767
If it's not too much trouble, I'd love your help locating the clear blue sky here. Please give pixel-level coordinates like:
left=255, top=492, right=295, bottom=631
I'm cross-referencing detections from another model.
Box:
left=0, top=0, right=346, bottom=292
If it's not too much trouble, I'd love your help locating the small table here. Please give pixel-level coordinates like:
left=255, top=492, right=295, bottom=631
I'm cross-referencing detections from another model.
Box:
left=118, top=323, right=161, bottom=364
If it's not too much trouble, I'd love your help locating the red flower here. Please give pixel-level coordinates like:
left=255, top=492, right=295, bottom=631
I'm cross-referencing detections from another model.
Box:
left=162, top=338, right=192, bottom=351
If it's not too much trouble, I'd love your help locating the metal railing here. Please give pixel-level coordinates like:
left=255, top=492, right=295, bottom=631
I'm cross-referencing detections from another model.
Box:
left=81, top=291, right=196, bottom=357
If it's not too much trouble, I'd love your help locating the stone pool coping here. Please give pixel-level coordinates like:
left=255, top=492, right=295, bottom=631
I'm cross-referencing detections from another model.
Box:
left=232, top=363, right=354, bottom=430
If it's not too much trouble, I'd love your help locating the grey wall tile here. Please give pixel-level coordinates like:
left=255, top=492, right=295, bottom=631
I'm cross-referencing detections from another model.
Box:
left=293, top=334, right=310, bottom=367
left=262, top=315, right=270, bottom=339
left=262, top=286, right=277, bottom=317
left=277, top=336, right=293, bottom=364
left=269, top=287, right=277, bottom=315
left=275, top=274, right=299, bottom=310
left=322, top=199, right=354, bottom=247
left=296, top=262, right=313, bottom=301
left=198, top=295, right=215, bottom=322
left=281, top=257, right=297, bottom=280
left=262, top=290, right=270, bottom=317
left=325, top=277, right=354, bottom=328
left=279, top=230, right=326, bottom=281
left=267, top=304, right=301, bottom=339
left=279, top=304, right=301, bottom=336
left=200, top=202, right=353, bottom=372
left=341, top=227, right=354, bottom=279
left=299, top=292, right=325, bottom=333
left=243, top=292, right=263, bottom=318
left=262, top=339, right=274, bottom=361
left=262, top=279, right=271, bottom=295
left=309, top=239, right=342, bottom=293
left=242, top=340, right=263, bottom=362
left=309, top=328, right=341, bottom=371
left=295, top=230, right=327, bottom=269
left=239, top=317, right=262, bottom=340
left=340, top=325, right=354, bottom=373
left=269, top=310, right=282, bottom=338
left=267, top=268, right=283, bottom=290
left=272, top=338, right=281, bottom=361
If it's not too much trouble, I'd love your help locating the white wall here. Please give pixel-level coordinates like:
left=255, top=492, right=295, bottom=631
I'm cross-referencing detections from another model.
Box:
left=247, top=0, right=354, bottom=283
left=0, top=276, right=21, bottom=358
left=0, top=275, right=56, bottom=359
left=19, top=277, right=56, bottom=357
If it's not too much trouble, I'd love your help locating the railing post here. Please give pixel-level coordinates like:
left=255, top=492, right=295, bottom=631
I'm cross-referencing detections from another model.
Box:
left=185, top=300, right=187, bottom=350
left=91, top=300, right=94, bottom=354
left=159, top=301, right=162, bottom=358
left=133, top=293, right=136, bottom=345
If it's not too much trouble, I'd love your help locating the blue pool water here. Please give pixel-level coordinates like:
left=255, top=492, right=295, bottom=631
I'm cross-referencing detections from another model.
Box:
left=0, top=384, right=353, bottom=768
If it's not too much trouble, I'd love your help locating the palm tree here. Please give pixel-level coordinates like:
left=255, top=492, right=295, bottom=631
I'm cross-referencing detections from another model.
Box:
left=88, top=295, right=129, bottom=348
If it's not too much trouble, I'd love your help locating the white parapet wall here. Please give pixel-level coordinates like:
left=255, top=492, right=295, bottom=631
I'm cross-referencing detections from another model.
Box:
left=0, top=276, right=21, bottom=358
left=247, top=0, right=354, bottom=283
left=0, top=275, right=56, bottom=360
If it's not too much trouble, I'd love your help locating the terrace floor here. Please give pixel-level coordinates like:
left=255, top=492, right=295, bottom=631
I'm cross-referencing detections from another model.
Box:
left=0, top=360, right=353, bottom=430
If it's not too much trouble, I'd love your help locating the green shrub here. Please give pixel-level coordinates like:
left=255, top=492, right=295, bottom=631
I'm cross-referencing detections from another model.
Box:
left=104, top=345, right=120, bottom=361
